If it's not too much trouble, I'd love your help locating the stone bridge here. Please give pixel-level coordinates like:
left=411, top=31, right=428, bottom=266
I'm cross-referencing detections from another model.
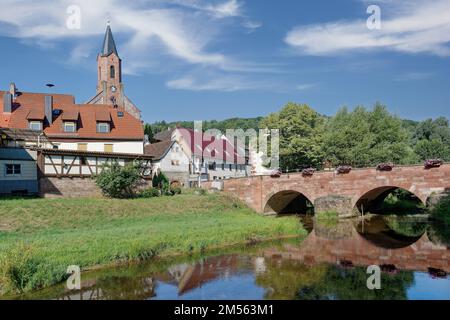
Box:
left=204, top=164, right=450, bottom=216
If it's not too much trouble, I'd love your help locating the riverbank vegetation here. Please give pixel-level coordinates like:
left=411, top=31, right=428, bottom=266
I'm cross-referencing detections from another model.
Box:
left=430, top=193, right=450, bottom=225
left=147, top=103, right=450, bottom=170
left=0, top=193, right=305, bottom=295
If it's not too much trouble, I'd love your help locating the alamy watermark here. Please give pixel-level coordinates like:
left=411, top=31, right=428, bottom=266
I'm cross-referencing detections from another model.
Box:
left=187, top=121, right=280, bottom=171
left=66, top=265, right=81, bottom=290
left=367, top=265, right=381, bottom=290
left=367, top=5, right=381, bottom=30
left=66, top=5, right=82, bottom=30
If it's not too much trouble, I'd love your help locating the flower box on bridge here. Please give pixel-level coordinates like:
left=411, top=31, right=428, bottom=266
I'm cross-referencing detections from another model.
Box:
left=424, top=159, right=443, bottom=169
left=336, top=165, right=352, bottom=174
left=302, top=168, right=316, bottom=177
left=376, top=163, right=394, bottom=171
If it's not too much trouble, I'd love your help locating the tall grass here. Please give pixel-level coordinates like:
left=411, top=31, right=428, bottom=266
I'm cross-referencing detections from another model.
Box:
left=0, top=193, right=304, bottom=295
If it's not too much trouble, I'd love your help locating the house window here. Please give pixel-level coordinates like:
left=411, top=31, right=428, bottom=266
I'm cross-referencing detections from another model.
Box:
left=110, top=66, right=115, bottom=79
left=104, top=144, right=113, bottom=153
left=64, top=122, right=76, bottom=133
left=78, top=143, right=87, bottom=151
left=5, top=164, right=21, bottom=176
left=171, top=160, right=180, bottom=166
left=29, top=121, right=42, bottom=131
left=97, top=122, right=110, bottom=133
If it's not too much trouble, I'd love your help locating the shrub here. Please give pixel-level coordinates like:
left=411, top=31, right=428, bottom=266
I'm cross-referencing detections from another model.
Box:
left=152, top=171, right=170, bottom=195
left=138, top=188, right=160, bottom=198
left=194, top=188, right=207, bottom=196
left=95, top=162, right=141, bottom=198
left=170, top=187, right=182, bottom=195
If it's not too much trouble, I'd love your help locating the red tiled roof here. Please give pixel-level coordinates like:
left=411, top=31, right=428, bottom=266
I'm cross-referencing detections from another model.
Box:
left=0, top=91, right=144, bottom=140
left=61, top=109, right=79, bottom=121
left=157, top=127, right=246, bottom=163
left=95, top=109, right=111, bottom=122
left=26, top=109, right=45, bottom=120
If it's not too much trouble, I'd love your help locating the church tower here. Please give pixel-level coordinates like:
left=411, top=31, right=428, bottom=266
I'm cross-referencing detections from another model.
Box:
left=87, top=24, right=141, bottom=120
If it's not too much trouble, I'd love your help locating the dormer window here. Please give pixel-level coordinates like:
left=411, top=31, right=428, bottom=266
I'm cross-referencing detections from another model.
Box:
left=97, top=122, right=110, bottom=133
left=29, top=121, right=42, bottom=131
left=64, top=122, right=77, bottom=133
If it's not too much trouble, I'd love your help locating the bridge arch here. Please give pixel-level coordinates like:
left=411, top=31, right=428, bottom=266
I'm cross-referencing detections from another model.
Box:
left=354, top=186, right=425, bottom=213
left=263, top=190, right=314, bottom=215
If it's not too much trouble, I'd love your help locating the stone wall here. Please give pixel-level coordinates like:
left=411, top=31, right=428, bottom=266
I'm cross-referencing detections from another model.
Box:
left=40, top=177, right=102, bottom=198
left=39, top=177, right=151, bottom=198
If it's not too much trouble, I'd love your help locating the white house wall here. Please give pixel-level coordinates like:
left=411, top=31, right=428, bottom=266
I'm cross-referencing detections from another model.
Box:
left=49, top=141, right=144, bottom=154
left=159, top=142, right=190, bottom=173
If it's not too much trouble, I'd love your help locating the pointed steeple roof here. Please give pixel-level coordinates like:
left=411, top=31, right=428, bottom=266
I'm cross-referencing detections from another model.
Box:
left=101, top=24, right=119, bottom=57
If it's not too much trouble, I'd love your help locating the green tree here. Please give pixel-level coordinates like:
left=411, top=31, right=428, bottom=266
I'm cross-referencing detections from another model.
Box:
left=152, top=171, right=170, bottom=195
left=95, top=162, right=140, bottom=198
left=144, top=123, right=154, bottom=143
left=412, top=117, right=450, bottom=161
left=323, top=104, right=415, bottom=167
left=260, top=103, right=325, bottom=170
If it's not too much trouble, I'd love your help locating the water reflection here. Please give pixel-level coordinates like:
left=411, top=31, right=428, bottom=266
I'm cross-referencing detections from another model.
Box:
left=18, top=215, right=449, bottom=300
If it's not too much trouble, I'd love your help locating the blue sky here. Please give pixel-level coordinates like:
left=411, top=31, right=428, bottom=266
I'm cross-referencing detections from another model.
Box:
left=0, top=0, right=449, bottom=123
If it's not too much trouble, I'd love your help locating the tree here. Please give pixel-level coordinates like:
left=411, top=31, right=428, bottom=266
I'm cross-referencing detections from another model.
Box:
left=323, top=104, right=415, bottom=167
left=144, top=123, right=154, bottom=143
left=412, top=117, right=450, bottom=161
left=260, top=103, right=325, bottom=170
left=152, top=171, right=170, bottom=195
left=95, top=162, right=140, bottom=198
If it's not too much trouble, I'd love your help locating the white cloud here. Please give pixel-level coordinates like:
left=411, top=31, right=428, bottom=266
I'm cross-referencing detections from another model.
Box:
left=242, top=20, right=263, bottom=33
left=166, top=70, right=273, bottom=92
left=296, top=83, right=317, bottom=91
left=285, top=0, right=450, bottom=56
left=206, top=0, right=243, bottom=18
left=394, top=72, right=434, bottom=81
left=0, top=0, right=251, bottom=73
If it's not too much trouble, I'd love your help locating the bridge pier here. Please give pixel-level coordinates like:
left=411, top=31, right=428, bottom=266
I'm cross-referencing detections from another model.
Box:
left=314, top=195, right=357, bottom=218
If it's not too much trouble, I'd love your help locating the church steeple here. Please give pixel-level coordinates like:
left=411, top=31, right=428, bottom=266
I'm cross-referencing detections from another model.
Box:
left=87, top=23, right=142, bottom=120
left=101, top=25, right=119, bottom=57
left=95, top=24, right=123, bottom=108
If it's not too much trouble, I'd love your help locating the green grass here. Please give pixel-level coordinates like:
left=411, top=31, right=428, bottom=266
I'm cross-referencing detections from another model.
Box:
left=0, top=193, right=304, bottom=295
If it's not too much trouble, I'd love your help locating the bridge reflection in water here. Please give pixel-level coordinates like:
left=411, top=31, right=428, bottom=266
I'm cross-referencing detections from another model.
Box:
left=31, top=216, right=448, bottom=300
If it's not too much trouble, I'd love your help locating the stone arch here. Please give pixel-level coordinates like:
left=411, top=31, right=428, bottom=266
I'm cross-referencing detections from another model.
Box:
left=263, top=190, right=314, bottom=214
left=354, top=185, right=425, bottom=213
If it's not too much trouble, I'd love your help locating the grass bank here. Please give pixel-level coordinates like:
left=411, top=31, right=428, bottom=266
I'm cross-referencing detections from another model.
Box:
left=0, top=192, right=304, bottom=295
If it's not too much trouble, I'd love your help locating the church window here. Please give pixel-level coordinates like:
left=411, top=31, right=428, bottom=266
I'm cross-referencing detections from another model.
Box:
left=110, top=66, right=115, bottom=79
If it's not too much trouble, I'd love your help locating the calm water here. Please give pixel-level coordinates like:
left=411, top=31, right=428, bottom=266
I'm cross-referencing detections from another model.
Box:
left=20, top=215, right=450, bottom=300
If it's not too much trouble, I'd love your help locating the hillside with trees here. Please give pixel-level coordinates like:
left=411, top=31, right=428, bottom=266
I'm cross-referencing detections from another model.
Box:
left=145, top=103, right=450, bottom=170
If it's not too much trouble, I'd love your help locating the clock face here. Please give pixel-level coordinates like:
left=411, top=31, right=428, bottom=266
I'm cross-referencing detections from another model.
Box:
left=110, top=86, right=117, bottom=93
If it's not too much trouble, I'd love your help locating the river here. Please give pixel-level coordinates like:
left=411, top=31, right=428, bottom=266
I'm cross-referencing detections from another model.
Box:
left=17, top=215, right=450, bottom=300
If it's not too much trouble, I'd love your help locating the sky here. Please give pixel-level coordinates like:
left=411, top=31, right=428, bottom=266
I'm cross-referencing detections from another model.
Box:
left=0, top=0, right=449, bottom=123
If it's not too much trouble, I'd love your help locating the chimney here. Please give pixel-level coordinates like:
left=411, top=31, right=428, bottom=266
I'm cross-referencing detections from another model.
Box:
left=45, top=95, right=53, bottom=125
left=3, top=92, right=12, bottom=113
left=9, top=82, right=16, bottom=97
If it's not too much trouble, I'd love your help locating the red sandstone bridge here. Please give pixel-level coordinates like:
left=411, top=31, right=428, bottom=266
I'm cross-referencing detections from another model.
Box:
left=205, top=164, right=450, bottom=215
